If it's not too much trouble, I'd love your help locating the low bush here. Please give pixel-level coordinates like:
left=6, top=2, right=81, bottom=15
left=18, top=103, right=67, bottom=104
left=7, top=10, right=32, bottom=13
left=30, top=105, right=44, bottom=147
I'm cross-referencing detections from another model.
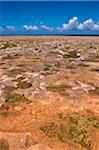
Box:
left=17, top=81, right=32, bottom=89
left=5, top=93, right=27, bottom=103
left=8, top=68, right=24, bottom=77
left=63, top=51, right=80, bottom=59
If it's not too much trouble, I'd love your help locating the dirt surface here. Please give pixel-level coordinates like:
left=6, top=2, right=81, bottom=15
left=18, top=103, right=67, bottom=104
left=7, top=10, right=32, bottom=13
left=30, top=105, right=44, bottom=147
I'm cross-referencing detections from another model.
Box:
left=0, top=36, right=99, bottom=150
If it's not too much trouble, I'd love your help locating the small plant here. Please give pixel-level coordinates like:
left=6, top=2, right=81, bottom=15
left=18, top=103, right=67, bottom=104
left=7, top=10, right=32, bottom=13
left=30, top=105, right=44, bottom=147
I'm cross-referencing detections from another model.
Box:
left=0, top=138, right=9, bottom=150
left=5, top=93, right=27, bottom=103
left=40, top=112, right=99, bottom=149
left=68, top=113, right=99, bottom=149
left=8, top=68, right=24, bottom=77
left=40, top=123, right=67, bottom=142
left=0, top=111, right=13, bottom=117
left=57, top=126, right=67, bottom=143
left=47, top=84, right=71, bottom=96
left=41, top=64, right=53, bottom=75
left=0, top=42, right=16, bottom=50
left=40, top=123, right=58, bottom=138
left=57, top=112, right=67, bottom=120
left=43, top=64, right=51, bottom=71
left=63, top=51, right=80, bottom=59
left=17, top=81, right=32, bottom=89
left=15, top=76, right=25, bottom=82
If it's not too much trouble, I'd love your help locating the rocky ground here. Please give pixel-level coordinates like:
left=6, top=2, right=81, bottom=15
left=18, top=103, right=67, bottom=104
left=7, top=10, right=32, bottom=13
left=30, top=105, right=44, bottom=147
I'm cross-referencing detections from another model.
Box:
left=0, top=36, right=99, bottom=150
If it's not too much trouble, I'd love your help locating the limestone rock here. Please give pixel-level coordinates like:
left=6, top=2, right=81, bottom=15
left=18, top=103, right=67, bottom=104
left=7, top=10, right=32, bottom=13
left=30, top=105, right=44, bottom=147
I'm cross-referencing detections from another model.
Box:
left=14, top=106, right=22, bottom=111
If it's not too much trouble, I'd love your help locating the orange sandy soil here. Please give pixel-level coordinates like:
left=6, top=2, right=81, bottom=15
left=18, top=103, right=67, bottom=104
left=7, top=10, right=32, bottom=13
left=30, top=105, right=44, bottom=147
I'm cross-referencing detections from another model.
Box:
left=0, top=36, right=99, bottom=150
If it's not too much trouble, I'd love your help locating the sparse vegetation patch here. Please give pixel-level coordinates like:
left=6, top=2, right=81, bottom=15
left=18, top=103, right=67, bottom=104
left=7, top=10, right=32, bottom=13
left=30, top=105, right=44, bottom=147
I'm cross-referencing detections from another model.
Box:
left=8, top=68, right=24, bottom=77
left=63, top=51, right=80, bottom=59
left=17, top=81, right=32, bottom=89
left=0, top=111, right=16, bottom=118
left=0, top=42, right=16, bottom=50
left=43, top=64, right=51, bottom=71
left=40, top=123, right=67, bottom=143
left=47, top=84, right=71, bottom=96
left=42, top=64, right=58, bottom=75
left=5, top=93, right=28, bottom=103
left=68, top=113, right=99, bottom=149
left=41, top=112, right=99, bottom=149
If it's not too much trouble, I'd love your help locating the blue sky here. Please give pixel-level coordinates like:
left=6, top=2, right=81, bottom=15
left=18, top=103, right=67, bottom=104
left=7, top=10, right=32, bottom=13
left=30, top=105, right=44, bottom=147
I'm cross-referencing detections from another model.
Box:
left=0, top=1, right=99, bottom=35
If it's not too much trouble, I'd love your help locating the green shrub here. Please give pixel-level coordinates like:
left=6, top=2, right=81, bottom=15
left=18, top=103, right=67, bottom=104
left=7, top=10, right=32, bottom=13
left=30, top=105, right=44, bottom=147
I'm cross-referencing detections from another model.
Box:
left=57, top=112, right=67, bottom=120
left=63, top=51, right=80, bottom=59
left=0, top=42, right=16, bottom=50
left=47, top=84, right=71, bottom=96
left=40, top=112, right=99, bottom=149
left=56, top=112, right=99, bottom=149
left=40, top=123, right=67, bottom=142
left=17, top=81, right=32, bottom=89
left=43, top=64, right=51, bottom=71
left=8, top=68, right=24, bottom=77
left=0, top=111, right=14, bottom=117
left=68, top=113, right=99, bottom=149
left=5, top=93, right=27, bottom=103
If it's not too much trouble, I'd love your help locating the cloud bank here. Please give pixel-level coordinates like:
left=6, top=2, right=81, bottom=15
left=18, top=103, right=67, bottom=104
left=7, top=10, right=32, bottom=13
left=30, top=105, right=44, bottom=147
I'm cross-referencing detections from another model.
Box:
left=23, top=25, right=38, bottom=31
left=78, top=18, right=99, bottom=30
left=40, top=23, right=54, bottom=31
left=6, top=26, right=16, bottom=31
left=0, top=17, right=99, bottom=34
left=57, top=17, right=99, bottom=31
left=57, top=17, right=78, bottom=31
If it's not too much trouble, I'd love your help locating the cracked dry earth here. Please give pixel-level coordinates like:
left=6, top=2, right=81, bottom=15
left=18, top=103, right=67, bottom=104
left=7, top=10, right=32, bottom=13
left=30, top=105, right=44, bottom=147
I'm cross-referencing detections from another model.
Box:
left=0, top=36, right=99, bottom=150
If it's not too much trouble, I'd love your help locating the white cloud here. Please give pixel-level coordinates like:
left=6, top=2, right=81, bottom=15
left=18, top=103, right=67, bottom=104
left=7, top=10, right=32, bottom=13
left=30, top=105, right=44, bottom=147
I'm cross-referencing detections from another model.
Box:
left=77, top=23, right=84, bottom=30
left=57, top=17, right=99, bottom=31
left=0, top=27, right=3, bottom=32
left=58, top=17, right=78, bottom=31
left=41, top=23, right=54, bottom=32
left=77, top=18, right=99, bottom=31
left=7, top=26, right=15, bottom=31
left=82, top=18, right=99, bottom=30
left=23, top=25, right=38, bottom=31
left=83, top=18, right=99, bottom=30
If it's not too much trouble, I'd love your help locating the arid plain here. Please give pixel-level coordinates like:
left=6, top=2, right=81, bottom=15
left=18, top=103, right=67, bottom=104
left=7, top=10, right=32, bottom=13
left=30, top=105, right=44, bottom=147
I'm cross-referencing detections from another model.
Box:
left=0, top=36, right=99, bottom=150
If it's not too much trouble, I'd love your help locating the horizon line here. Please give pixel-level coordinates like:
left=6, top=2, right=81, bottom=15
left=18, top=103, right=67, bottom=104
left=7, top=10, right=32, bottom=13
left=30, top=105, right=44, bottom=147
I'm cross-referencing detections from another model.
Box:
left=0, top=34, right=99, bottom=36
